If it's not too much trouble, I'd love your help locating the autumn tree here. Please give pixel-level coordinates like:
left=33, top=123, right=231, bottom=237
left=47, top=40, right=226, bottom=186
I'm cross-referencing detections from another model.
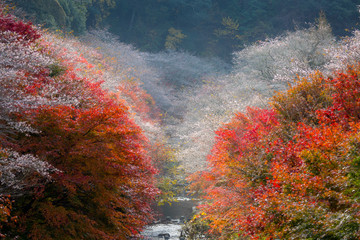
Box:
left=0, top=3, right=159, bottom=239
left=190, top=60, right=360, bottom=240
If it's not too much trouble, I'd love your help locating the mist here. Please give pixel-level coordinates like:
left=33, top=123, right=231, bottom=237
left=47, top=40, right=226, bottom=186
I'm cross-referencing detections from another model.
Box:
left=75, top=15, right=339, bottom=173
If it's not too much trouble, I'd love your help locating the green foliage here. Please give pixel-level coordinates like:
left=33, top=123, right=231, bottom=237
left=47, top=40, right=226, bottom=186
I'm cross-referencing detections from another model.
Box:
left=165, top=27, right=186, bottom=50
left=58, top=0, right=87, bottom=33
left=151, top=141, right=186, bottom=205
left=12, top=0, right=360, bottom=58
left=213, top=17, right=243, bottom=57
left=13, top=0, right=115, bottom=34
left=182, top=215, right=215, bottom=240
left=347, top=137, right=360, bottom=200
left=214, top=17, right=241, bottom=40
left=48, top=63, right=66, bottom=77
left=14, top=0, right=67, bottom=29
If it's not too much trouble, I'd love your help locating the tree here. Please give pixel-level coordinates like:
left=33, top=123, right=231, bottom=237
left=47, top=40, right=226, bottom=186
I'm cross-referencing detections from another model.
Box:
left=189, top=63, right=360, bottom=239
left=9, top=102, right=158, bottom=239
left=12, top=0, right=116, bottom=34
left=0, top=4, right=159, bottom=238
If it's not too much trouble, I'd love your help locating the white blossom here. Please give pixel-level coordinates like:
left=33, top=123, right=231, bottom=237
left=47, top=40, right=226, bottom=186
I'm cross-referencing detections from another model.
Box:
left=0, top=149, right=58, bottom=196
left=325, top=30, right=360, bottom=72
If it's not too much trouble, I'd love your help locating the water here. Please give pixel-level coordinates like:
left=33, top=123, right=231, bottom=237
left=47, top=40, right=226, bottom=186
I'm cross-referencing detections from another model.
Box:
left=155, top=198, right=198, bottom=220
left=141, top=224, right=183, bottom=239
left=140, top=198, right=198, bottom=239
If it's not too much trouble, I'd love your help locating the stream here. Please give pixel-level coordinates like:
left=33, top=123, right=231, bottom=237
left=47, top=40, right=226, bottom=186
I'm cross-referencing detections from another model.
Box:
left=140, top=198, right=198, bottom=239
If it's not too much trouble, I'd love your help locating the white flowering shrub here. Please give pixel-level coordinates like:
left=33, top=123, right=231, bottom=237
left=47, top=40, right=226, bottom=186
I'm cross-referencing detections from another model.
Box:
left=233, top=15, right=334, bottom=85
left=0, top=149, right=56, bottom=196
left=173, top=18, right=336, bottom=172
left=325, top=30, right=360, bottom=72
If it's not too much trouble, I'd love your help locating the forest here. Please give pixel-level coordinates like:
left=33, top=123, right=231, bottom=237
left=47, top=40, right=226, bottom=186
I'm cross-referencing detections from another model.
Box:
left=10, top=0, right=360, bottom=59
left=1, top=0, right=360, bottom=239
